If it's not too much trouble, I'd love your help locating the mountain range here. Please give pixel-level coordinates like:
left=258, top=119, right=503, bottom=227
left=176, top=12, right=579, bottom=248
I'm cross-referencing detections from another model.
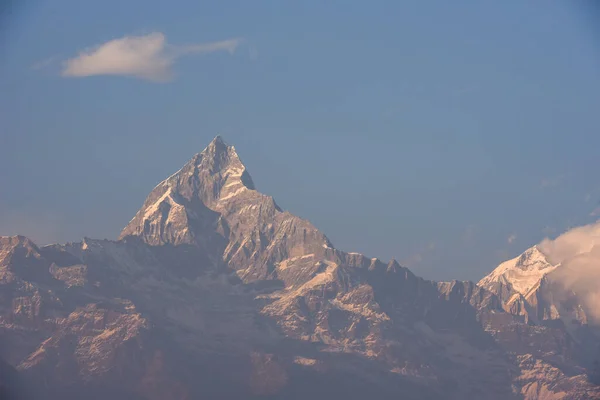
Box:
left=1, top=136, right=598, bottom=400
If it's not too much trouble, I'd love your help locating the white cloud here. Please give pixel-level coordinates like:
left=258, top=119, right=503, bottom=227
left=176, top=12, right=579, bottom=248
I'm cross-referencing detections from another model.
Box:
left=540, top=221, right=600, bottom=264
left=538, top=220, right=600, bottom=322
left=507, top=233, right=517, bottom=244
left=62, top=32, right=243, bottom=82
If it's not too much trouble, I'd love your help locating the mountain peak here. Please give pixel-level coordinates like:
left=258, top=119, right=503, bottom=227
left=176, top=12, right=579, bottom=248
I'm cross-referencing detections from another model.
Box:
left=190, top=135, right=255, bottom=190
left=0, top=235, right=38, bottom=250
left=119, top=135, right=257, bottom=245
left=386, top=258, right=402, bottom=273
left=203, top=134, right=228, bottom=156
left=119, top=135, right=334, bottom=282
left=478, top=245, right=558, bottom=296
left=208, top=134, right=230, bottom=150
left=210, top=134, right=225, bottom=145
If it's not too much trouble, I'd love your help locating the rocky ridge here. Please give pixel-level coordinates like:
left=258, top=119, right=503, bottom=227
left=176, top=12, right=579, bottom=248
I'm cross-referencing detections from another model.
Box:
left=0, top=136, right=599, bottom=400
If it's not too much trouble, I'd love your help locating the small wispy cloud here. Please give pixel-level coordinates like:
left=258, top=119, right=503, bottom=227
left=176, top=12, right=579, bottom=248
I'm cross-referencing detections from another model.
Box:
left=61, top=32, right=243, bottom=82
left=540, top=174, right=565, bottom=189
left=507, top=233, right=517, bottom=244
left=538, top=220, right=600, bottom=322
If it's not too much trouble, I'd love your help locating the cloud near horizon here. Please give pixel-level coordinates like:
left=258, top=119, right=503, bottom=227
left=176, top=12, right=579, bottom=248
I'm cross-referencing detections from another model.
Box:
left=507, top=233, right=517, bottom=244
left=62, top=32, right=243, bottom=82
left=538, top=220, right=600, bottom=322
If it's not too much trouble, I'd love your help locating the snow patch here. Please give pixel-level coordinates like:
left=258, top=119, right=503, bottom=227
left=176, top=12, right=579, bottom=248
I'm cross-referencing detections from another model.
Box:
left=219, top=186, right=247, bottom=201
left=143, top=189, right=172, bottom=220
left=479, top=246, right=558, bottom=295
left=277, top=254, right=315, bottom=271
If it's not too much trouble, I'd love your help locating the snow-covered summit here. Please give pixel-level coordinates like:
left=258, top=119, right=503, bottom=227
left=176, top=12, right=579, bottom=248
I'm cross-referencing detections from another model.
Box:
left=478, top=245, right=558, bottom=297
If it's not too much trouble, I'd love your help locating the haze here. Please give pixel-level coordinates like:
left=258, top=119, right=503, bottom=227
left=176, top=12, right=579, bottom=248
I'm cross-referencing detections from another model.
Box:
left=1, top=1, right=599, bottom=282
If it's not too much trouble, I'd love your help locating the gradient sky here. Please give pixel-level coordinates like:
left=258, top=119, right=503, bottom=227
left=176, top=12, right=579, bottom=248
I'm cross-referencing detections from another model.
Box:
left=1, top=0, right=599, bottom=281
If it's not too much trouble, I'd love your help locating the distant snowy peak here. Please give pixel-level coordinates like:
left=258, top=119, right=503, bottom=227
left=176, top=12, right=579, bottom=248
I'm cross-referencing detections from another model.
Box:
left=478, top=245, right=558, bottom=297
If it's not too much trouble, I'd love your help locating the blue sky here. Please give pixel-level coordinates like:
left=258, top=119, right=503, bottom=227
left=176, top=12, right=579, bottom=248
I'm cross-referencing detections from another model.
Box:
left=1, top=0, right=599, bottom=281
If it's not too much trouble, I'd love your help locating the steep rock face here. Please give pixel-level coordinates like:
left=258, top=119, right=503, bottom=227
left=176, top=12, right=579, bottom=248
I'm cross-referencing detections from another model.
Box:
left=479, top=247, right=557, bottom=297
left=479, top=245, right=600, bottom=399
left=479, top=245, right=593, bottom=328
left=479, top=246, right=558, bottom=323
left=478, top=245, right=593, bottom=327
left=120, top=136, right=333, bottom=282
left=1, top=136, right=599, bottom=399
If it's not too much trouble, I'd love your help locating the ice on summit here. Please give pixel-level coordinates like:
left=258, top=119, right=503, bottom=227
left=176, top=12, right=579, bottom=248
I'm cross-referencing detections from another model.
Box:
left=478, top=245, right=558, bottom=296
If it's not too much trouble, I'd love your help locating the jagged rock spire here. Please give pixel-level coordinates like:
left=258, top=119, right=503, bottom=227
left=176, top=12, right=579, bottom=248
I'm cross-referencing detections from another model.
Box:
left=119, top=135, right=333, bottom=282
